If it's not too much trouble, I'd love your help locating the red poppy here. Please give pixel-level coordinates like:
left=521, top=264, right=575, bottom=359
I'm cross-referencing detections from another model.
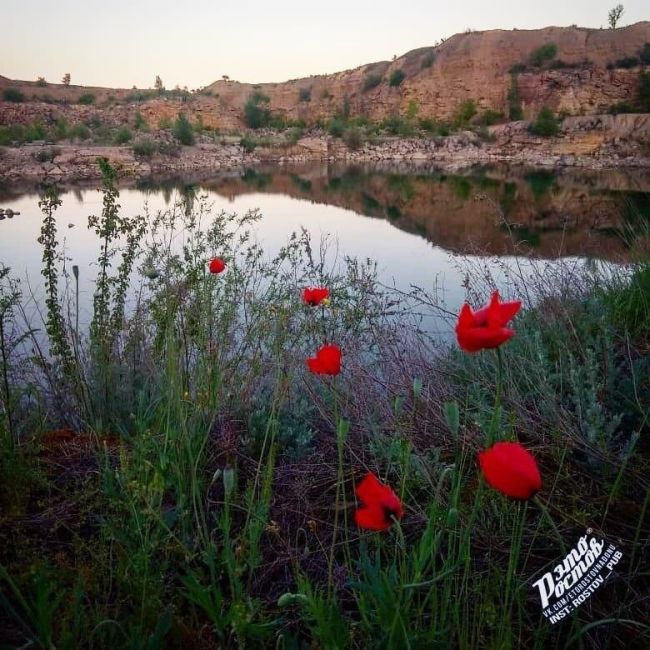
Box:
left=306, top=344, right=341, bottom=375
left=478, top=441, right=542, bottom=500
left=209, top=258, right=226, bottom=274
left=302, top=287, right=330, bottom=306
left=455, top=291, right=521, bottom=353
left=354, top=472, right=404, bottom=531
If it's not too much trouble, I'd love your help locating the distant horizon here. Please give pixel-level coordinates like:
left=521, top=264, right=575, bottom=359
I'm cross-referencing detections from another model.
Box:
left=2, top=1, right=648, bottom=89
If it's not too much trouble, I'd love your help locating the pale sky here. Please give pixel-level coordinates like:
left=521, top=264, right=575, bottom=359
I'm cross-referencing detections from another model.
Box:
left=2, top=1, right=648, bottom=89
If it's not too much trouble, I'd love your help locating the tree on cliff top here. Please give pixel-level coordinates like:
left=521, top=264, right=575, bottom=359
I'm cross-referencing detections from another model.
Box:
left=155, top=75, right=164, bottom=93
left=608, top=5, right=624, bottom=29
left=62, top=73, right=71, bottom=86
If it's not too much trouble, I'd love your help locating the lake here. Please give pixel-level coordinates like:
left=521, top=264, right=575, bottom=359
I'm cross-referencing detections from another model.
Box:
left=0, top=162, right=647, bottom=337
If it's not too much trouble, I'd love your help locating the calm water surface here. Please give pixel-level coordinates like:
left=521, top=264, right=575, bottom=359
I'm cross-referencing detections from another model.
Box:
left=1, top=162, right=647, bottom=334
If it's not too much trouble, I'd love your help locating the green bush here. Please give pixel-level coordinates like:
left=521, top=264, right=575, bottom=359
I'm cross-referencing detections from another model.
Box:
left=342, top=126, right=364, bottom=150
left=298, top=87, right=311, bottom=102
left=454, top=99, right=477, bottom=127
left=69, top=123, right=91, bottom=140
left=640, top=43, right=650, bottom=65
left=25, top=121, right=47, bottom=141
left=36, top=77, right=47, bottom=87
left=640, top=72, right=650, bottom=112
left=421, top=51, right=436, bottom=69
left=362, top=73, right=382, bottom=92
left=614, top=57, right=639, bottom=69
left=239, top=134, right=258, bottom=152
left=3, top=88, right=25, bottom=103
left=328, top=117, right=346, bottom=138
left=172, top=114, right=195, bottom=145
left=529, top=43, right=558, bottom=66
left=244, top=91, right=271, bottom=129
left=134, top=111, right=148, bottom=131
left=77, top=93, right=95, bottom=105
left=114, top=126, right=133, bottom=145
left=507, top=75, right=523, bottom=120
left=529, top=106, right=560, bottom=137
left=477, top=109, right=503, bottom=126
left=509, top=63, right=527, bottom=74
left=132, top=136, right=156, bottom=157
left=388, top=69, right=406, bottom=87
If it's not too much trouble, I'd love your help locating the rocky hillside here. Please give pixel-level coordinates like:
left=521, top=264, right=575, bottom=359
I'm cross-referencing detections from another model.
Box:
left=1, top=23, right=649, bottom=132
left=204, top=22, right=650, bottom=124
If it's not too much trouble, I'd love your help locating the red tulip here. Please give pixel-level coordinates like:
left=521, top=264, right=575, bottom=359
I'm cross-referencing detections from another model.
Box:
left=478, top=441, right=542, bottom=500
left=354, top=472, right=404, bottom=531
left=455, top=291, right=521, bottom=353
left=209, top=258, right=226, bottom=274
left=307, top=344, right=341, bottom=375
left=302, top=287, right=330, bottom=306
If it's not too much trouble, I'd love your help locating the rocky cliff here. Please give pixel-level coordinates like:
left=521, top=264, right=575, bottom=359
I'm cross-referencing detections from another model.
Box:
left=1, top=23, right=649, bottom=130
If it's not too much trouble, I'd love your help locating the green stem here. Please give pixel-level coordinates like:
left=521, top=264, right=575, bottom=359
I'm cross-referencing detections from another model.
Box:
left=487, top=347, right=504, bottom=445
left=533, top=495, right=566, bottom=554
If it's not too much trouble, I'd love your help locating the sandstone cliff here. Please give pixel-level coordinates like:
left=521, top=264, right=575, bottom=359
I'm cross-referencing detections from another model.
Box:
left=1, top=23, right=649, bottom=130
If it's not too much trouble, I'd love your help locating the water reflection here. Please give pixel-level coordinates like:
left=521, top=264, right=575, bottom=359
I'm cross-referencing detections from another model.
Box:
left=2, top=163, right=647, bottom=261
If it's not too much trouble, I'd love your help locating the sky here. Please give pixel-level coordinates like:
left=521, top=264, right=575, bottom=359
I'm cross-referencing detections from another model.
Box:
left=2, top=1, right=648, bottom=89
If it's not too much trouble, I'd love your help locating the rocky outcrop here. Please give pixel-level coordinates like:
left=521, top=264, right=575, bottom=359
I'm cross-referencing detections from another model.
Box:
left=1, top=114, right=648, bottom=182
left=1, top=23, right=649, bottom=131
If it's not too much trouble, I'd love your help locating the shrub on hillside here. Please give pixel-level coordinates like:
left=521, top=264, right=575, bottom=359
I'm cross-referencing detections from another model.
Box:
left=298, top=87, right=311, bottom=102
left=529, top=107, right=560, bottom=137
left=173, top=114, right=195, bottom=145
left=342, top=126, right=364, bottom=150
left=114, top=126, right=133, bottom=145
left=3, top=88, right=25, bottom=103
left=389, top=69, right=406, bottom=87
left=77, top=93, right=96, bottom=105
left=69, top=123, right=91, bottom=140
left=132, top=137, right=156, bottom=157
left=610, top=57, right=640, bottom=69
left=36, top=77, right=47, bottom=87
left=509, top=63, right=527, bottom=74
left=328, top=117, right=346, bottom=138
left=477, top=109, right=503, bottom=126
left=362, top=73, right=382, bottom=92
left=244, top=91, right=271, bottom=129
left=641, top=43, right=650, bottom=65
left=529, top=43, right=557, bottom=67
left=454, top=99, right=477, bottom=127
left=640, top=72, right=650, bottom=112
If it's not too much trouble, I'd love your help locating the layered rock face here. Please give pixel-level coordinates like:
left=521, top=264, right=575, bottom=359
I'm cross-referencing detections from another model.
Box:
left=1, top=23, right=649, bottom=130
left=203, top=23, right=650, bottom=124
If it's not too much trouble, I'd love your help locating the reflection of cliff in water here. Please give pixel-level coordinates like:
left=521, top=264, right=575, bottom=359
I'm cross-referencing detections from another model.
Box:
left=198, top=164, right=649, bottom=260
left=2, top=163, right=648, bottom=260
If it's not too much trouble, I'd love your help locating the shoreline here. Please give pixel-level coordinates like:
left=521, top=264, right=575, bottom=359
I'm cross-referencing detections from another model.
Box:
left=1, top=114, right=649, bottom=183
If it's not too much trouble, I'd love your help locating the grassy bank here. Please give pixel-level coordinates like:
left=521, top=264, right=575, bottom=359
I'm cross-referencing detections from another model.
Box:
left=0, top=161, right=648, bottom=648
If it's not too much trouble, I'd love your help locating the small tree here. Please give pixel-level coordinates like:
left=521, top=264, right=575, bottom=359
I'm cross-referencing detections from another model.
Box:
left=244, top=91, right=271, bottom=129
left=530, top=107, right=560, bottom=137
left=62, top=73, right=71, bottom=86
left=389, top=69, right=406, bottom=87
left=222, top=75, right=230, bottom=82
left=608, top=5, right=624, bottom=29
left=154, top=75, right=164, bottom=93
left=173, top=113, right=195, bottom=145
left=36, top=77, right=47, bottom=87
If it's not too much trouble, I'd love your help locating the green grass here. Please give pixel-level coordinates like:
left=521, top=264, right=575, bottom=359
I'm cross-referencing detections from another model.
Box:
left=0, top=161, right=648, bottom=648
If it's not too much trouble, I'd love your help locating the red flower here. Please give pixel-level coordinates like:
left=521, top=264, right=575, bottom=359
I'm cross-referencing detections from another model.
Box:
left=354, top=472, right=404, bottom=531
left=307, top=344, right=341, bottom=375
left=302, top=287, right=330, bottom=306
left=455, top=291, right=521, bottom=353
left=478, top=441, right=542, bottom=500
left=209, top=258, right=226, bottom=274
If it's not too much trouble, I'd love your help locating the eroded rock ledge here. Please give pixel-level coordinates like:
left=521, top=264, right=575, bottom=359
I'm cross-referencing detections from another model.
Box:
left=1, top=114, right=648, bottom=182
